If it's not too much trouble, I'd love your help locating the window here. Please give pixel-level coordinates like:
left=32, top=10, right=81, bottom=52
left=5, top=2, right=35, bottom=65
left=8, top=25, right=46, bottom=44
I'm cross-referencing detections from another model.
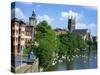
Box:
left=15, top=30, right=19, bottom=34
left=12, top=30, right=15, bottom=35
left=16, top=38, right=18, bottom=41
left=21, top=38, right=24, bottom=40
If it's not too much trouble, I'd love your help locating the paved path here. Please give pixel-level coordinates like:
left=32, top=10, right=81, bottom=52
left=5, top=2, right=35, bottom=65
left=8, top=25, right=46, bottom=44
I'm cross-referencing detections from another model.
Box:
left=16, top=65, right=32, bottom=73
left=15, top=58, right=39, bottom=73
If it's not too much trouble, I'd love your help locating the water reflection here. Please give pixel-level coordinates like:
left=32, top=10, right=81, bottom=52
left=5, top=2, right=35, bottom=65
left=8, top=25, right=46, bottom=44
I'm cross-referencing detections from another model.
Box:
left=47, top=50, right=97, bottom=71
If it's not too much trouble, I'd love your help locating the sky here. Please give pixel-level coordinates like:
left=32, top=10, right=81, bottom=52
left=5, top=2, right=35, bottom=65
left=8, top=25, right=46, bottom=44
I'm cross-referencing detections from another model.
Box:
left=11, top=2, right=97, bottom=36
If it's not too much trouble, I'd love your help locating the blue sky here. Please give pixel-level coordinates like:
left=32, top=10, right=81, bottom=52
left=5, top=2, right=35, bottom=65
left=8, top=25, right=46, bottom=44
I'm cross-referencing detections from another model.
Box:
left=11, top=2, right=97, bottom=36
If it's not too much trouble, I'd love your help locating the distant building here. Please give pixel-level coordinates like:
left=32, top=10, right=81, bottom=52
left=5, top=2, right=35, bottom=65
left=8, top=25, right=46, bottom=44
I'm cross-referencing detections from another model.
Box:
left=54, top=15, right=92, bottom=41
left=73, top=29, right=91, bottom=40
left=67, top=15, right=92, bottom=41
left=54, top=28, right=66, bottom=35
left=68, top=16, right=76, bottom=32
left=25, top=10, right=37, bottom=47
left=11, top=10, right=37, bottom=55
left=29, top=10, right=37, bottom=41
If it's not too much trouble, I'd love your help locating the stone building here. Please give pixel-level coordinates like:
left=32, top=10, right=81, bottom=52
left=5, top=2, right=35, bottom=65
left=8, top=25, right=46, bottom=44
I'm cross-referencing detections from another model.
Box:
left=67, top=15, right=92, bottom=41
left=54, top=28, right=66, bottom=35
left=68, top=15, right=76, bottom=32
left=11, top=10, right=37, bottom=55
left=54, top=15, right=92, bottom=41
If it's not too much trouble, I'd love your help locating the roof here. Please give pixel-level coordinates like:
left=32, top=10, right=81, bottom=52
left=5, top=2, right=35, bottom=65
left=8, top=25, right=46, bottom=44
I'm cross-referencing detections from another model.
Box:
left=19, top=20, right=26, bottom=25
left=54, top=28, right=66, bottom=32
left=11, top=18, right=26, bottom=25
left=73, top=29, right=88, bottom=35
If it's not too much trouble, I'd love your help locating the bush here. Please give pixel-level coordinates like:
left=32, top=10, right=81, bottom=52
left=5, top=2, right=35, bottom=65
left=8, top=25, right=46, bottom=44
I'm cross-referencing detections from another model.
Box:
left=23, top=47, right=30, bottom=54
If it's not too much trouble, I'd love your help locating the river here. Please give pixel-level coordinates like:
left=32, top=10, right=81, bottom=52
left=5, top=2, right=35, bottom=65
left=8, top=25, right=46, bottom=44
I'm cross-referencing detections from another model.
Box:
left=46, top=49, right=97, bottom=71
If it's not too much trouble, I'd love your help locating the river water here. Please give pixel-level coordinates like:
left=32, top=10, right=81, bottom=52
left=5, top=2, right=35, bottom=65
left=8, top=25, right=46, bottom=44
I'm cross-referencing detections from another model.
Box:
left=46, top=50, right=97, bottom=71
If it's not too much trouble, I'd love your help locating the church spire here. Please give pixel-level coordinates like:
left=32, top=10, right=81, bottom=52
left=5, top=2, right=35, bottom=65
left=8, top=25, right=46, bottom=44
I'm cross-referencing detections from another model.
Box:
left=32, top=10, right=36, bottom=17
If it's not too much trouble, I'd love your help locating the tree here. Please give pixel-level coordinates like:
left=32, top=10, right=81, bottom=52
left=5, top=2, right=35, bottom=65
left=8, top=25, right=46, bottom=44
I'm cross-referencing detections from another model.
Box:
left=23, top=47, right=30, bottom=55
left=57, top=32, right=87, bottom=58
left=35, top=20, right=58, bottom=69
left=86, top=40, right=97, bottom=50
left=23, top=39, right=39, bottom=55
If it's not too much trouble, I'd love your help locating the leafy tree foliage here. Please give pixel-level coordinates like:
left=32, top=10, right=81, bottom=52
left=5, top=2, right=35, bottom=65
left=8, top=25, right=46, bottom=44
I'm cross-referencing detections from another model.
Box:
left=86, top=40, right=97, bottom=50
left=57, top=32, right=87, bottom=58
left=35, top=20, right=58, bottom=68
left=23, top=47, right=30, bottom=54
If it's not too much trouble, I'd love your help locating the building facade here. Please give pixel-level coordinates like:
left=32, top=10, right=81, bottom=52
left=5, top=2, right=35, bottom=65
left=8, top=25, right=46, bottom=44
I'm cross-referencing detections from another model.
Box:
left=25, top=26, right=34, bottom=47
left=11, top=11, right=37, bottom=55
left=67, top=15, right=92, bottom=41
left=54, top=28, right=66, bottom=35
left=11, top=18, right=20, bottom=55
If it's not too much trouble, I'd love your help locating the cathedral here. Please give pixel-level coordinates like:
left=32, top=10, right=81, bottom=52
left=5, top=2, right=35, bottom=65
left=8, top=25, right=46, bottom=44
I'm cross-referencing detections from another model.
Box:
left=54, top=15, right=92, bottom=41
left=67, top=15, right=92, bottom=41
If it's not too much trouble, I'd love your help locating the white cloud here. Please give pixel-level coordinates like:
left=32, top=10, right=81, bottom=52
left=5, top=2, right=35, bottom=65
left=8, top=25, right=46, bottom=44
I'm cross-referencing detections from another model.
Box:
left=11, top=7, right=26, bottom=20
left=61, top=10, right=83, bottom=22
left=37, top=15, right=54, bottom=24
left=60, top=10, right=97, bottom=36
left=76, top=23, right=97, bottom=36
left=76, top=23, right=88, bottom=29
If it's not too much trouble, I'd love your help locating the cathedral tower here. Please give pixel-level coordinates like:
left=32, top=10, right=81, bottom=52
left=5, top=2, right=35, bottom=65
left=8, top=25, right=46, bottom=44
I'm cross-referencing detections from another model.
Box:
left=68, top=15, right=76, bottom=32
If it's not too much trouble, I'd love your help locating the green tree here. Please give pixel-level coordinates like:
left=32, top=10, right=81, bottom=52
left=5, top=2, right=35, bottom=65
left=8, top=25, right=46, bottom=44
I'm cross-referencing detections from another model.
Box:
left=86, top=40, right=97, bottom=50
left=35, top=20, right=58, bottom=69
left=23, top=40, right=37, bottom=55
left=23, top=47, right=30, bottom=54
left=58, top=32, right=87, bottom=58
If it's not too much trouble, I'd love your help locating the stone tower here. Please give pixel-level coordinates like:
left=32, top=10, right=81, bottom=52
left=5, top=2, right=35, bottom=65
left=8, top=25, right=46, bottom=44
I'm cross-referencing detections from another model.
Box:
left=29, top=10, right=37, bottom=41
left=68, top=15, right=76, bottom=32
left=29, top=10, right=37, bottom=27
